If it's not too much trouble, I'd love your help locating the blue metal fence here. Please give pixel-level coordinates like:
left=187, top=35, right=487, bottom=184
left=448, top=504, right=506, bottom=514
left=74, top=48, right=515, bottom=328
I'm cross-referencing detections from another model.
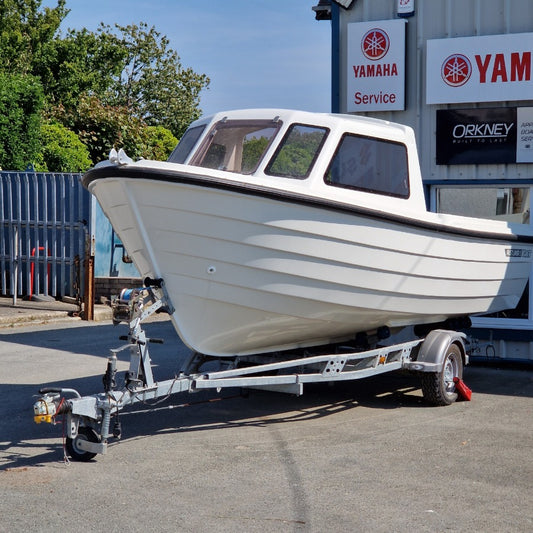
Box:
left=0, top=172, right=90, bottom=300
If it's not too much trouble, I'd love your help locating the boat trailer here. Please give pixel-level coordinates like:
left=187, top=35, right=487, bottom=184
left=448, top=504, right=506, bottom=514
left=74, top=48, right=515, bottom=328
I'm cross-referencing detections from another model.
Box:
left=33, top=279, right=469, bottom=461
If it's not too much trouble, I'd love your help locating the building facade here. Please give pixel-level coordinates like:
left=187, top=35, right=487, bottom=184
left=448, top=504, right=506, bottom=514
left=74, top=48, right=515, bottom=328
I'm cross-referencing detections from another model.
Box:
left=319, top=0, right=533, bottom=361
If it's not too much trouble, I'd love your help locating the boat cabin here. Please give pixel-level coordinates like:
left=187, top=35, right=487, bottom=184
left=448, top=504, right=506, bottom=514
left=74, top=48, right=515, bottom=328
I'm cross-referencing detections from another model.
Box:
left=168, top=109, right=427, bottom=215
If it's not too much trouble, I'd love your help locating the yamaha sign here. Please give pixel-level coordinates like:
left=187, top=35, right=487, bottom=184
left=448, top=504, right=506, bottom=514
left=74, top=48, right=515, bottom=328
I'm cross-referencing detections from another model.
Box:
left=427, top=32, right=533, bottom=104
left=347, top=19, right=406, bottom=112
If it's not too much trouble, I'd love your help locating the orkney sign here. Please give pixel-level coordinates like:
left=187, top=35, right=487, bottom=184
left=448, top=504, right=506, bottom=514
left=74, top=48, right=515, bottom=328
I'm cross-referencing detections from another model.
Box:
left=436, top=108, right=516, bottom=164
left=427, top=32, right=533, bottom=104
left=347, top=19, right=406, bottom=112
left=436, top=107, right=533, bottom=164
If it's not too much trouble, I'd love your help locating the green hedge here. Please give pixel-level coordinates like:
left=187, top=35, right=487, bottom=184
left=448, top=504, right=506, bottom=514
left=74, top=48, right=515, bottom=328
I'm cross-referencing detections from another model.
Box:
left=0, top=74, right=43, bottom=170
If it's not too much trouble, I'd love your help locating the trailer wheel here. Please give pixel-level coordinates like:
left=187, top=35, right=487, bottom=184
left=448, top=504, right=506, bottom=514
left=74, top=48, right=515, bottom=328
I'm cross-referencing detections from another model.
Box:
left=421, top=343, right=463, bottom=406
left=65, top=426, right=100, bottom=461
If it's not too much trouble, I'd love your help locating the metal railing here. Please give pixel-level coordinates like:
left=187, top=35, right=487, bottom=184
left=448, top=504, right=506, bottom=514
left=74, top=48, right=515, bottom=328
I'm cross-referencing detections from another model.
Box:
left=0, top=172, right=90, bottom=302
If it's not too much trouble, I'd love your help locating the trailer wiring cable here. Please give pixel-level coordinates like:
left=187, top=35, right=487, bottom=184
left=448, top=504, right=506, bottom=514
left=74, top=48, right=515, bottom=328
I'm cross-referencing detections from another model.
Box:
left=133, top=375, right=182, bottom=406
left=103, top=373, right=186, bottom=428
left=54, top=398, right=71, bottom=465
left=114, top=392, right=243, bottom=417
left=116, top=373, right=183, bottom=407
left=61, top=416, right=71, bottom=465
left=97, top=386, right=241, bottom=447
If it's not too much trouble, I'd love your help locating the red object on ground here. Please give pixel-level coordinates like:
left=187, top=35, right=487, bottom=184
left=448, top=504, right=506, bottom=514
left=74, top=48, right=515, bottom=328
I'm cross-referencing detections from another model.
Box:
left=29, top=247, right=51, bottom=300
left=453, top=377, right=472, bottom=401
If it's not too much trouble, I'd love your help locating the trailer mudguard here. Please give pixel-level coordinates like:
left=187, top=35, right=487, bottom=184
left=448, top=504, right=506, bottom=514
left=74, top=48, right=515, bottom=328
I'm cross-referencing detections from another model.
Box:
left=410, top=329, right=468, bottom=372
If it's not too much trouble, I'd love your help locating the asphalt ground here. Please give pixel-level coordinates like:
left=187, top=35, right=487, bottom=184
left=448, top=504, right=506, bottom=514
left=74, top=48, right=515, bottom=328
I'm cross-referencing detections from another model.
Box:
left=0, top=313, right=532, bottom=532
left=0, top=296, right=112, bottom=328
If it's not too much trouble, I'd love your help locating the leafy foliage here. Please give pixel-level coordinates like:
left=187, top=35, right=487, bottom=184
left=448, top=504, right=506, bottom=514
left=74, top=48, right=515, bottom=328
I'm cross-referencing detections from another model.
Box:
left=108, top=23, right=209, bottom=138
left=0, top=73, right=44, bottom=170
left=35, top=122, right=91, bottom=172
left=45, top=22, right=209, bottom=140
left=69, top=95, right=146, bottom=163
left=54, top=94, right=178, bottom=164
left=0, top=0, right=68, bottom=75
left=37, top=26, right=126, bottom=112
left=0, top=1, right=210, bottom=169
left=144, top=126, right=178, bottom=161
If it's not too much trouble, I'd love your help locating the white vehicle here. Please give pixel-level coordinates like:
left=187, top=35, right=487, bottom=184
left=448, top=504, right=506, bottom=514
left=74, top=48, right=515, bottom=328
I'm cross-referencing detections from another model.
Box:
left=83, top=109, right=533, bottom=357
left=34, top=109, right=532, bottom=460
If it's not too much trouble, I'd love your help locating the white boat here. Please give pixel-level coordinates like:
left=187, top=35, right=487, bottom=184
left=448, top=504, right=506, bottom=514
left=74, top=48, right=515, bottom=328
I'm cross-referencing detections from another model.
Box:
left=83, top=109, right=533, bottom=356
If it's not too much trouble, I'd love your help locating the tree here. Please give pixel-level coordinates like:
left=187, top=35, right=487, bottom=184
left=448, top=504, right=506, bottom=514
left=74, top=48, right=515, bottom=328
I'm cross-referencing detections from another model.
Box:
left=44, top=21, right=209, bottom=160
left=0, top=73, right=43, bottom=170
left=109, top=23, right=209, bottom=138
left=144, top=126, right=178, bottom=161
left=63, top=94, right=147, bottom=164
left=44, top=22, right=209, bottom=139
left=0, top=0, right=68, bottom=75
left=0, top=1, right=209, bottom=166
left=35, top=122, right=91, bottom=172
left=37, top=25, right=126, bottom=112
left=57, top=94, right=177, bottom=164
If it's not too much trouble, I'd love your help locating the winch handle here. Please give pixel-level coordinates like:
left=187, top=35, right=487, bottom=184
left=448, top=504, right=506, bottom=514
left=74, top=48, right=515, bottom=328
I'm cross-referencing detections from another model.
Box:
left=39, top=387, right=62, bottom=394
left=38, top=387, right=81, bottom=398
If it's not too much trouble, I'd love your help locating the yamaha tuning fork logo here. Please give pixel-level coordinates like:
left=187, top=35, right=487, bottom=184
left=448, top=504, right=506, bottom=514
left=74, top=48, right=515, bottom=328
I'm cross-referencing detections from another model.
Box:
left=441, top=54, right=472, bottom=87
left=347, top=19, right=406, bottom=111
left=361, top=28, right=390, bottom=60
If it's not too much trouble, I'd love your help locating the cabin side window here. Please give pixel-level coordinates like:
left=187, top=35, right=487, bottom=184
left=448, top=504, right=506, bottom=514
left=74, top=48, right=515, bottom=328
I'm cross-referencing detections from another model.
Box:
left=324, top=133, right=409, bottom=198
left=167, top=125, right=206, bottom=164
left=190, top=119, right=282, bottom=174
left=265, top=124, right=329, bottom=179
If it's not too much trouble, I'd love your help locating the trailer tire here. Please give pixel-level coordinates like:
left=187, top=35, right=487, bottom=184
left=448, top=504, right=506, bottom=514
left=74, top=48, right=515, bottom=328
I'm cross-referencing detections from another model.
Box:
left=66, top=426, right=100, bottom=462
left=421, top=343, right=463, bottom=406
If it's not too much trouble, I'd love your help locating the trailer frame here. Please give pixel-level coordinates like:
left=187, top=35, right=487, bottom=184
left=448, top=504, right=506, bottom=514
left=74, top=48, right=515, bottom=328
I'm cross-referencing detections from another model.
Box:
left=33, top=282, right=468, bottom=461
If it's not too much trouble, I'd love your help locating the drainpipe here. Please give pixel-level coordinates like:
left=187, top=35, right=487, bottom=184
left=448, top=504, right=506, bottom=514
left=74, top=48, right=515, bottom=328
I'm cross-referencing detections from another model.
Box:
left=331, top=2, right=341, bottom=113
left=83, top=230, right=95, bottom=321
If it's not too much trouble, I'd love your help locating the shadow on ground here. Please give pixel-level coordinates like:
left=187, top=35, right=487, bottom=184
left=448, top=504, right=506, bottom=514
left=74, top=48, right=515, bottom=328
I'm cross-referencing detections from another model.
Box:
left=1, top=320, right=531, bottom=468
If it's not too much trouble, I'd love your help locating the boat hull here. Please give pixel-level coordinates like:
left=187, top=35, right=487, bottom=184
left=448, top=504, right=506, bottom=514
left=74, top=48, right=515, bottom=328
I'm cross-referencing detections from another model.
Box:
left=88, top=174, right=533, bottom=356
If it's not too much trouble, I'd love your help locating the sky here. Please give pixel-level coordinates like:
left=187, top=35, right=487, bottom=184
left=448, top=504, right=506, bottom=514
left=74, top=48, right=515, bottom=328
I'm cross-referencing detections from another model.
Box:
left=43, top=0, right=332, bottom=118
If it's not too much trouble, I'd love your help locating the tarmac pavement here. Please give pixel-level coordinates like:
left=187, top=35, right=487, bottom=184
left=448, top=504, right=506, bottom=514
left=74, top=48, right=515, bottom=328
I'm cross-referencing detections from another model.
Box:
left=0, top=305, right=532, bottom=532
left=0, top=296, right=112, bottom=328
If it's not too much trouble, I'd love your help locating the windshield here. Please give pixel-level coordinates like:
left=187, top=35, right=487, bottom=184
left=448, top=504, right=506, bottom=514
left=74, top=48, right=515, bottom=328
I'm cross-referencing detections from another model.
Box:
left=167, top=125, right=206, bottom=164
left=191, top=119, right=282, bottom=174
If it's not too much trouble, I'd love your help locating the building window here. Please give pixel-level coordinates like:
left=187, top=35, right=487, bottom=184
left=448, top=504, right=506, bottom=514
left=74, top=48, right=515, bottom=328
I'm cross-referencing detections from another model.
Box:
left=433, top=185, right=532, bottom=321
left=436, top=187, right=530, bottom=224
left=324, top=133, right=409, bottom=198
